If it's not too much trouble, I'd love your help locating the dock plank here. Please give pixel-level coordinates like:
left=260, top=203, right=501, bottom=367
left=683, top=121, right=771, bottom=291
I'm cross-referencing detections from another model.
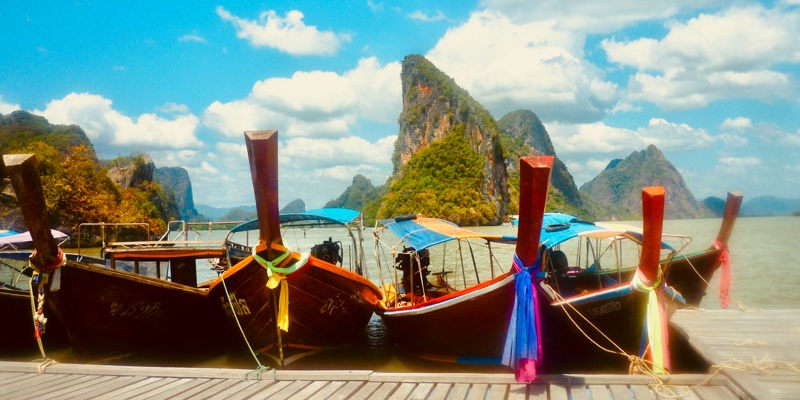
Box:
left=447, top=383, right=470, bottom=400
left=327, top=381, right=367, bottom=400
left=508, top=383, right=529, bottom=399
left=205, top=379, right=276, bottom=400
left=0, top=361, right=747, bottom=400
left=346, top=381, right=380, bottom=399
left=37, top=375, right=117, bottom=400
left=671, top=309, right=800, bottom=400
left=63, top=376, right=149, bottom=400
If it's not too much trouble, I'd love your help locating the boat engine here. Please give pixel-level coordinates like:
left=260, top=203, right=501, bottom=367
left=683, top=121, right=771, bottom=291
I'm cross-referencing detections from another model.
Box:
left=311, top=237, right=343, bottom=265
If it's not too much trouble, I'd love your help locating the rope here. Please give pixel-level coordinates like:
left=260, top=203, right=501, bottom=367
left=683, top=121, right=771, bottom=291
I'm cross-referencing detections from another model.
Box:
left=28, top=269, right=58, bottom=371
left=218, top=270, right=273, bottom=380
left=682, top=254, right=759, bottom=311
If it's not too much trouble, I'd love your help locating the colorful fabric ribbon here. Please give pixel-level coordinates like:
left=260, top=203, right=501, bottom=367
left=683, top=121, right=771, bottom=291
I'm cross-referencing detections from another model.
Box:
left=502, top=254, right=542, bottom=382
left=252, top=244, right=309, bottom=332
left=630, top=269, right=670, bottom=374
left=716, top=239, right=731, bottom=309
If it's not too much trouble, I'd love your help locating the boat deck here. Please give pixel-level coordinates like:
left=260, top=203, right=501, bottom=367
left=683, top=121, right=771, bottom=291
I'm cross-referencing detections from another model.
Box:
left=671, top=309, right=800, bottom=400
left=0, top=361, right=740, bottom=399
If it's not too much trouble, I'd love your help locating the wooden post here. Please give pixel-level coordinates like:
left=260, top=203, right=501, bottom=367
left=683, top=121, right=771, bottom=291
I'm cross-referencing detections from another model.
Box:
left=515, top=155, right=553, bottom=266
left=244, top=130, right=282, bottom=256
left=639, top=186, right=665, bottom=282
left=716, top=191, right=743, bottom=246
left=3, top=154, right=60, bottom=268
left=0, top=155, right=7, bottom=190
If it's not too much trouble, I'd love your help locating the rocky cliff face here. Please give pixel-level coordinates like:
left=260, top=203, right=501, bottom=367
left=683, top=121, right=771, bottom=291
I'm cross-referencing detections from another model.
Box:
left=579, top=145, right=709, bottom=219
left=497, top=109, right=582, bottom=208
left=154, top=167, right=199, bottom=221
left=107, top=154, right=156, bottom=189
left=389, top=54, right=508, bottom=224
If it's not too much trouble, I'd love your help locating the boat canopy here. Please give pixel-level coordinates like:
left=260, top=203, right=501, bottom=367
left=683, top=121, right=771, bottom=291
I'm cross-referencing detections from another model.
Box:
left=378, top=215, right=516, bottom=251
left=0, top=229, right=68, bottom=246
left=538, top=213, right=673, bottom=250
left=229, top=208, right=361, bottom=234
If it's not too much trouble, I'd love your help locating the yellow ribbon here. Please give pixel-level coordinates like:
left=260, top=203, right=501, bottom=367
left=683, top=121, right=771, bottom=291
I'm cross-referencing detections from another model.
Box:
left=631, top=269, right=669, bottom=374
left=253, top=244, right=309, bottom=333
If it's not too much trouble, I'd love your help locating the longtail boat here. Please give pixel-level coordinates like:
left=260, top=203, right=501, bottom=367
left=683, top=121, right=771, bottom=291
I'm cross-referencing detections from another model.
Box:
left=207, top=130, right=383, bottom=366
left=526, top=191, right=742, bottom=309
left=3, top=153, right=235, bottom=361
left=372, top=156, right=553, bottom=374
left=532, top=186, right=678, bottom=374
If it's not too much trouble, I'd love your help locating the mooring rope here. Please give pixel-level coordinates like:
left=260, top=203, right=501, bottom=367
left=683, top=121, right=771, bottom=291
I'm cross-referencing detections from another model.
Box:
left=218, top=270, right=275, bottom=381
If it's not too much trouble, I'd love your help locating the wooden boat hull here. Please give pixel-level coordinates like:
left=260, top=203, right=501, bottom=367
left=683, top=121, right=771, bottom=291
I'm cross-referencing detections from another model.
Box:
left=377, top=273, right=517, bottom=363
left=665, top=247, right=724, bottom=307
left=0, top=287, right=69, bottom=353
left=43, top=261, right=232, bottom=360
left=536, top=283, right=649, bottom=373
left=208, top=254, right=383, bottom=362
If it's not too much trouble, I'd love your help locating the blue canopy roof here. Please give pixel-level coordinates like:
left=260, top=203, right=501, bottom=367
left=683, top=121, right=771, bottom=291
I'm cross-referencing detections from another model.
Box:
left=537, top=213, right=673, bottom=250
left=539, top=213, right=605, bottom=247
left=229, top=208, right=361, bottom=234
left=378, top=215, right=515, bottom=251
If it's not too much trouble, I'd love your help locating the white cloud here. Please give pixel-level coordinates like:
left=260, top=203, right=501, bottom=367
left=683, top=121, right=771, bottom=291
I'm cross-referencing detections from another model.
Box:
left=178, top=34, right=206, bottom=43
left=637, top=118, right=716, bottom=151
left=720, top=117, right=752, bottom=130
left=0, top=95, right=20, bottom=114
left=782, top=130, right=800, bottom=147
left=480, top=0, right=725, bottom=33
left=425, top=10, right=620, bottom=123
left=216, top=6, right=350, bottom=56
left=548, top=122, right=646, bottom=154
left=203, top=57, right=401, bottom=138
left=159, top=102, right=190, bottom=114
left=408, top=10, right=446, bottom=22
left=37, top=93, right=202, bottom=156
left=719, top=156, right=761, bottom=168
left=603, top=5, right=800, bottom=109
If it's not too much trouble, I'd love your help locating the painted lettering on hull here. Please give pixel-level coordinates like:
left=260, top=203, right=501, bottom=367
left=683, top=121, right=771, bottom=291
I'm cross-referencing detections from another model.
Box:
left=221, top=293, right=252, bottom=318
left=109, top=301, right=164, bottom=320
left=587, top=301, right=622, bottom=318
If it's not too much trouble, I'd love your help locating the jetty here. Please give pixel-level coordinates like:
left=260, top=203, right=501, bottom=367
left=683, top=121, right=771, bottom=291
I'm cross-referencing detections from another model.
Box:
left=671, top=309, right=800, bottom=400
left=1, top=310, right=797, bottom=399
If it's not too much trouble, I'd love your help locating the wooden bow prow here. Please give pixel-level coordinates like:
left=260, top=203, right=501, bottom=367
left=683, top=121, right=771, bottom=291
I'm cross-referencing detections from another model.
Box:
left=244, top=130, right=285, bottom=259
left=638, top=186, right=666, bottom=285
left=515, top=156, right=553, bottom=266
left=3, top=154, right=60, bottom=268
left=715, top=191, right=743, bottom=247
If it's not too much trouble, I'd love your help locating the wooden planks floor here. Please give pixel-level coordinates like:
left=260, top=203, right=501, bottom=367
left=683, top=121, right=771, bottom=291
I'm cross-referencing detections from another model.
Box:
left=0, top=360, right=742, bottom=400
left=671, top=309, right=800, bottom=400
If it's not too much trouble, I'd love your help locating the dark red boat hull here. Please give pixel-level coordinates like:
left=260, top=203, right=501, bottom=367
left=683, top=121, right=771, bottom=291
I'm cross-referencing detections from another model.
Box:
left=208, top=254, right=383, bottom=361
left=43, top=262, right=233, bottom=360
left=0, top=287, right=69, bottom=353
left=377, top=273, right=517, bottom=363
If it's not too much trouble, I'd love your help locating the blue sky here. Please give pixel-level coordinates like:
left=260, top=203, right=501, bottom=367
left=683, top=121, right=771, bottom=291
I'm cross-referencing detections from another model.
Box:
left=2, top=1, right=799, bottom=210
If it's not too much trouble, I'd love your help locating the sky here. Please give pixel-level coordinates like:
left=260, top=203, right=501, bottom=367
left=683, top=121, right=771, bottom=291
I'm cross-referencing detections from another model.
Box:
left=1, top=1, right=799, bottom=211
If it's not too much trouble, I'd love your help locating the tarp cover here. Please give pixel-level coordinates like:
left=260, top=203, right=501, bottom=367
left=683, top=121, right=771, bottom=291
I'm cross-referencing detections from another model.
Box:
left=378, top=216, right=514, bottom=250
left=0, top=229, right=68, bottom=246
left=229, top=208, right=361, bottom=234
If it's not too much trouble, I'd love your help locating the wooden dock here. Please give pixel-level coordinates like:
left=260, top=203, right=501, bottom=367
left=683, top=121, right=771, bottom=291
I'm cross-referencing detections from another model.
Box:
left=0, top=361, right=740, bottom=399
left=2, top=309, right=798, bottom=399
left=671, top=309, right=800, bottom=400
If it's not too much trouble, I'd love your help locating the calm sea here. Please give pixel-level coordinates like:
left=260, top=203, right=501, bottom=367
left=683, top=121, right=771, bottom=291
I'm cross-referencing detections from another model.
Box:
left=3, top=216, right=797, bottom=372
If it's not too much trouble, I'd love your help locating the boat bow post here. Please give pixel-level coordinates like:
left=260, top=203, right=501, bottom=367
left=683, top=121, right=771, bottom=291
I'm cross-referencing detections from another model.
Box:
left=631, top=186, right=669, bottom=374
left=502, top=155, right=553, bottom=383
left=714, top=191, right=743, bottom=309
left=4, top=153, right=64, bottom=356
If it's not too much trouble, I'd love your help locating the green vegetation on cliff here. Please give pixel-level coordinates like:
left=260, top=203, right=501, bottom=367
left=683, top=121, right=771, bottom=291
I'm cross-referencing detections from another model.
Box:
left=0, top=111, right=175, bottom=237
left=378, top=132, right=497, bottom=225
